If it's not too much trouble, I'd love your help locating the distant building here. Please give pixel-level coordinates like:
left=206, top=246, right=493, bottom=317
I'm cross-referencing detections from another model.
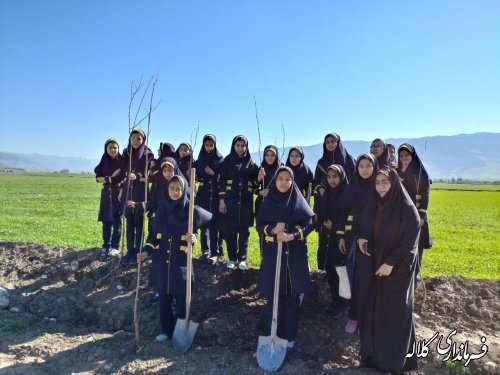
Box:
left=0, top=167, right=24, bottom=174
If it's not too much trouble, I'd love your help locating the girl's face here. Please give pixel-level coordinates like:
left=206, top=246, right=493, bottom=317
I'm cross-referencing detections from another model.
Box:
left=162, top=164, right=175, bottom=181
left=179, top=144, right=191, bottom=158
left=106, top=142, right=119, bottom=158
left=370, top=140, right=385, bottom=157
left=204, top=140, right=215, bottom=153
left=234, top=140, right=247, bottom=156
left=289, top=150, right=302, bottom=167
left=168, top=181, right=183, bottom=200
left=358, top=158, right=374, bottom=179
left=375, top=173, right=392, bottom=198
left=399, top=150, right=412, bottom=168
left=130, top=133, right=144, bottom=149
left=388, top=146, right=396, bottom=162
left=264, top=149, right=277, bottom=165
left=276, top=170, right=293, bottom=193
left=324, top=136, right=338, bottom=152
left=327, top=169, right=341, bottom=188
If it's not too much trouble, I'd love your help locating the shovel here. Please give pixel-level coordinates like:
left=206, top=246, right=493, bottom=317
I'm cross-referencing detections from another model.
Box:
left=173, top=168, right=199, bottom=353
left=257, top=241, right=288, bottom=372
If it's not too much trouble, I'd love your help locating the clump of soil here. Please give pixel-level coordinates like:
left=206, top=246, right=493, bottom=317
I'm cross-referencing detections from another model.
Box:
left=0, top=241, right=498, bottom=374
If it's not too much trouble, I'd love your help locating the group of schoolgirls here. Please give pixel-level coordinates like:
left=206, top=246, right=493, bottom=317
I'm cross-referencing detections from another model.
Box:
left=94, top=130, right=431, bottom=372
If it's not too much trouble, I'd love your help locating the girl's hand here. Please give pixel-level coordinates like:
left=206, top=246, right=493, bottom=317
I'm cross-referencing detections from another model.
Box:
left=126, top=200, right=136, bottom=208
left=319, top=187, right=325, bottom=196
left=375, top=263, right=394, bottom=277
left=273, top=222, right=285, bottom=234
left=277, top=232, right=293, bottom=243
left=205, top=166, right=214, bottom=176
left=357, top=239, right=370, bottom=256
left=128, top=173, right=137, bottom=181
left=260, top=189, right=270, bottom=198
left=96, top=177, right=106, bottom=183
left=420, top=218, right=424, bottom=226
left=137, top=252, right=148, bottom=263
left=258, top=168, right=266, bottom=182
left=187, top=233, right=197, bottom=245
left=338, top=238, right=346, bottom=254
left=219, top=200, right=227, bottom=214
left=323, top=220, right=333, bottom=230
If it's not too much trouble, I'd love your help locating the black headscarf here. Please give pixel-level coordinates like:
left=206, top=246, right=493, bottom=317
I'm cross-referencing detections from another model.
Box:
left=174, top=142, right=194, bottom=181
left=122, top=129, right=153, bottom=174
left=226, top=135, right=253, bottom=171
left=397, top=143, right=429, bottom=185
left=196, top=134, right=224, bottom=174
left=317, top=133, right=355, bottom=179
left=317, top=164, right=348, bottom=223
left=371, top=138, right=389, bottom=168
left=154, top=174, right=212, bottom=236
left=256, top=166, right=314, bottom=225
left=94, top=138, right=122, bottom=177
left=285, top=146, right=313, bottom=191
left=259, top=144, right=281, bottom=188
left=159, top=142, right=175, bottom=159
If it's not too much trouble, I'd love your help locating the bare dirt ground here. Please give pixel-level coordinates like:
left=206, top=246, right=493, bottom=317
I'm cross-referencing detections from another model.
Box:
left=0, top=241, right=498, bottom=374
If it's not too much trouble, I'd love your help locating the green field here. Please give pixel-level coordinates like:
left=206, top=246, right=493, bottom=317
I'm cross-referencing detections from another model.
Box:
left=0, top=173, right=499, bottom=279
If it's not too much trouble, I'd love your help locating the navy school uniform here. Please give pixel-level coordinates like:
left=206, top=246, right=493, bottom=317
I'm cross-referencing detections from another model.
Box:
left=194, top=134, right=225, bottom=258
left=313, top=133, right=355, bottom=194
left=121, top=130, right=155, bottom=262
left=94, top=138, right=124, bottom=251
left=218, top=135, right=259, bottom=263
left=143, top=175, right=212, bottom=337
left=256, top=166, right=314, bottom=342
left=356, top=168, right=419, bottom=373
left=397, top=143, right=432, bottom=277
left=337, top=153, right=379, bottom=320
left=313, top=165, right=349, bottom=307
left=285, top=147, right=314, bottom=199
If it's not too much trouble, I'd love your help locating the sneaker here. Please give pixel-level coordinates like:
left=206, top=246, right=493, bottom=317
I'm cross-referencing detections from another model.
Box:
left=199, top=252, right=210, bottom=261
left=109, top=248, right=120, bottom=256
left=208, top=256, right=218, bottom=265
left=318, top=269, right=327, bottom=280
left=238, top=261, right=248, bottom=271
left=345, top=319, right=358, bottom=334
left=155, top=333, right=169, bottom=342
left=226, top=260, right=237, bottom=269
left=100, top=247, right=109, bottom=257
left=286, top=340, right=295, bottom=354
left=149, top=292, right=160, bottom=304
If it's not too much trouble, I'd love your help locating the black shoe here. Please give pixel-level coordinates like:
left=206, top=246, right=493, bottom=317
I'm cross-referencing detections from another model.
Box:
left=149, top=292, right=160, bottom=304
left=199, top=252, right=210, bottom=261
left=100, top=247, right=109, bottom=257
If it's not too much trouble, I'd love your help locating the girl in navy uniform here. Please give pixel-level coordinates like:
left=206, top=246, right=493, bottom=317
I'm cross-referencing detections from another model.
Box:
left=174, top=142, right=194, bottom=183
left=94, top=139, right=123, bottom=257
left=218, top=135, right=258, bottom=270
left=285, top=147, right=314, bottom=200
left=369, top=138, right=390, bottom=168
left=194, top=134, right=224, bottom=262
left=337, top=153, right=379, bottom=333
left=159, top=142, right=175, bottom=159
left=121, top=129, right=154, bottom=265
left=397, top=143, right=432, bottom=278
left=138, top=175, right=212, bottom=341
left=356, top=167, right=419, bottom=373
left=314, top=164, right=349, bottom=318
left=256, top=166, right=314, bottom=352
left=313, top=133, right=355, bottom=195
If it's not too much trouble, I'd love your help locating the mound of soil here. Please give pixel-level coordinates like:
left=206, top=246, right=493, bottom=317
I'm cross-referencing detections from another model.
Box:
left=0, top=241, right=498, bottom=374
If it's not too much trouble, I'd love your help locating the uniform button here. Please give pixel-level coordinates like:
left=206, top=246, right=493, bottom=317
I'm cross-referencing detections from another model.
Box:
left=285, top=252, right=289, bottom=255
left=166, top=260, right=169, bottom=264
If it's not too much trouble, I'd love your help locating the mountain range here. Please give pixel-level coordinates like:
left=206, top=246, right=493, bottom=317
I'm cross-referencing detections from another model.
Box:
left=1, top=132, right=499, bottom=180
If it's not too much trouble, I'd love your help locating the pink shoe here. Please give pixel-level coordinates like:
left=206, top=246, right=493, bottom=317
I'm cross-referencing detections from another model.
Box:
left=345, top=319, right=358, bottom=334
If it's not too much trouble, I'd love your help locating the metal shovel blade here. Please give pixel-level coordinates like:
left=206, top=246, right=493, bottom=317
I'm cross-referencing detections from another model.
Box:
left=172, top=318, right=199, bottom=353
left=257, top=335, right=288, bottom=372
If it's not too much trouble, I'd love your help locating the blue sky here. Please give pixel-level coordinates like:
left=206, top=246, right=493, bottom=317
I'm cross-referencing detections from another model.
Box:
left=1, top=0, right=499, bottom=158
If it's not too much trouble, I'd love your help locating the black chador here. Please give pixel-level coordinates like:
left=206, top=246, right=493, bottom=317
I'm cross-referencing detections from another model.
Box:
left=94, top=138, right=123, bottom=255
left=121, top=129, right=154, bottom=264
left=285, top=147, right=314, bottom=199
left=356, top=168, right=419, bottom=373
left=256, top=166, right=314, bottom=345
left=218, top=135, right=258, bottom=267
left=313, top=133, right=355, bottom=193
left=143, top=175, right=212, bottom=338
left=194, top=134, right=225, bottom=259
left=314, top=164, right=349, bottom=311
left=397, top=143, right=432, bottom=276
left=371, top=138, right=390, bottom=168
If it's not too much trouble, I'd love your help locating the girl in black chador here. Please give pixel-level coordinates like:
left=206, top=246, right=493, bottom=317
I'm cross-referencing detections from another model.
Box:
left=285, top=147, right=313, bottom=199
left=94, top=138, right=123, bottom=257
left=256, top=166, right=314, bottom=353
left=138, top=175, right=212, bottom=341
left=314, top=164, right=349, bottom=318
left=356, top=167, right=419, bottom=374
left=194, top=134, right=225, bottom=263
left=397, top=143, right=432, bottom=278
left=218, top=135, right=258, bottom=270
left=369, top=138, right=390, bottom=168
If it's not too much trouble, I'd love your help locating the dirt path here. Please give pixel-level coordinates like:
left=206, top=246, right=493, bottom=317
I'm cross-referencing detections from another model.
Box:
left=0, top=241, right=498, bottom=374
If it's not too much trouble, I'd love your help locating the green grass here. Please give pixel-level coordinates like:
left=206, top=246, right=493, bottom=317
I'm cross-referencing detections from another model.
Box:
left=1, top=320, right=28, bottom=334
left=0, top=173, right=499, bottom=279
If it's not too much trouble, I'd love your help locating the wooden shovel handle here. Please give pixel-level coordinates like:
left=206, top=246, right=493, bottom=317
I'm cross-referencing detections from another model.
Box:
left=185, top=168, right=196, bottom=319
